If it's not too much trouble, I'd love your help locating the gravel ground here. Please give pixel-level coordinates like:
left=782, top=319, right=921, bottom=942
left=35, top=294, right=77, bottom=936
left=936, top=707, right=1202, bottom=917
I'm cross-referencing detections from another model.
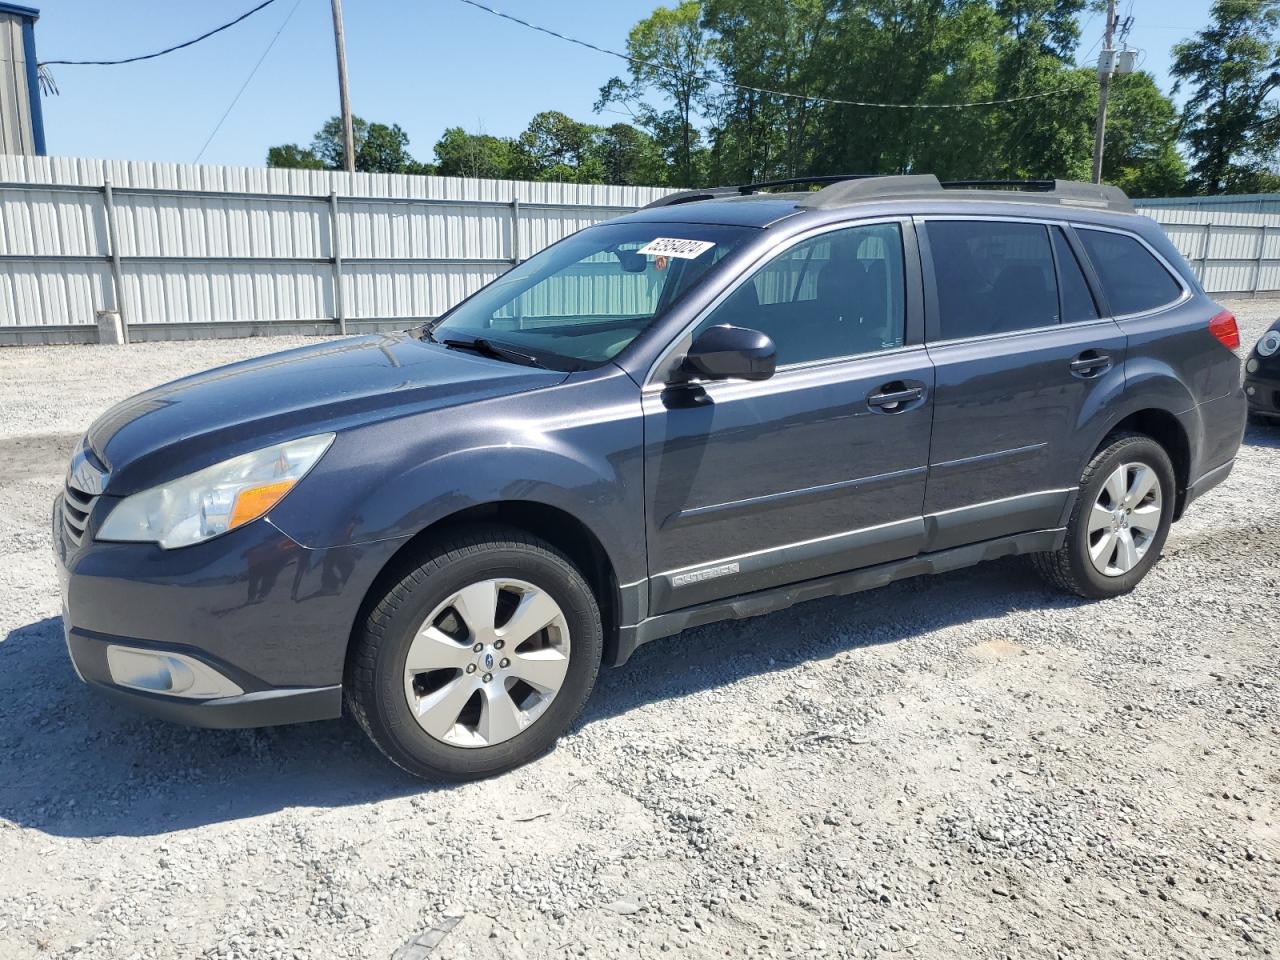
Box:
left=1, top=305, right=1277, bottom=960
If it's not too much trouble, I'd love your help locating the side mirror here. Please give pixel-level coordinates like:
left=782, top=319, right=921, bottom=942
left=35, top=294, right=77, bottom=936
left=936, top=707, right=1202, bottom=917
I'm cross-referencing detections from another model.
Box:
left=678, top=324, right=776, bottom=383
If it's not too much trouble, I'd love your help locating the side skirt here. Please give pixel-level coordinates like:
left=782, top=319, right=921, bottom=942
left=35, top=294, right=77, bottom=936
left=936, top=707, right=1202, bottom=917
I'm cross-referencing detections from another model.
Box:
left=611, top=528, right=1065, bottom=666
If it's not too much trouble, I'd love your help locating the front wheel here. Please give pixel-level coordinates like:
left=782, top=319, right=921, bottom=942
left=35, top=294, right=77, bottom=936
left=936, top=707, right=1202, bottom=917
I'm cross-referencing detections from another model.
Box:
left=345, top=526, right=602, bottom=781
left=1032, top=433, right=1175, bottom=599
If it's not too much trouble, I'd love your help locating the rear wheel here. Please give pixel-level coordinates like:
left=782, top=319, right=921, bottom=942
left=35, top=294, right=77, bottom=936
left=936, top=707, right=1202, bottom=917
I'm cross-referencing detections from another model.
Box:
left=1032, top=433, right=1175, bottom=599
left=346, top=526, right=602, bottom=780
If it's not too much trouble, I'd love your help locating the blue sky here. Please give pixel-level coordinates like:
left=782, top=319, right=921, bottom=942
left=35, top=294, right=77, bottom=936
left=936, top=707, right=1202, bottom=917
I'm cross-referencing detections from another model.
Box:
left=33, top=0, right=1213, bottom=169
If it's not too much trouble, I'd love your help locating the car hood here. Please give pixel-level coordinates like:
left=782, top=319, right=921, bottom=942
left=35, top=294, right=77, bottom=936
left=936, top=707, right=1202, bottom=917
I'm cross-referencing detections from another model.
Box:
left=85, top=332, right=567, bottom=495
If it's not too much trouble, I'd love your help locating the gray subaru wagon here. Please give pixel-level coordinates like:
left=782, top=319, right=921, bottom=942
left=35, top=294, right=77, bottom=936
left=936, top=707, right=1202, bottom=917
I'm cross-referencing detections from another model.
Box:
left=53, top=175, right=1246, bottom=780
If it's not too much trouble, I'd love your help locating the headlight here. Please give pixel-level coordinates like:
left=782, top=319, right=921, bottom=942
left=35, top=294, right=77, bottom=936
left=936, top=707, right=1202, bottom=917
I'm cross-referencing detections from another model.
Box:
left=97, top=434, right=334, bottom=549
left=1258, top=329, right=1280, bottom=358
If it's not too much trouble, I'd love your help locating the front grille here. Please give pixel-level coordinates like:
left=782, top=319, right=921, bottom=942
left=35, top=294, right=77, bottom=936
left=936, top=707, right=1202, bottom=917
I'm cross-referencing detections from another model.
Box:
left=62, top=483, right=97, bottom=546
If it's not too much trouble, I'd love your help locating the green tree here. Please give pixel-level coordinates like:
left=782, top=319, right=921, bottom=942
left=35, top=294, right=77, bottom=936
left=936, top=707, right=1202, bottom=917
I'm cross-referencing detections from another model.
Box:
left=355, top=122, right=420, bottom=174
left=265, top=143, right=324, bottom=169
left=701, top=0, right=833, bottom=183
left=310, top=115, right=370, bottom=169
left=589, top=122, right=667, bottom=185
left=1172, top=0, right=1280, bottom=194
left=432, top=127, right=520, bottom=179
left=1099, top=70, right=1187, bottom=197
left=597, top=1, right=715, bottom=186
left=268, top=116, right=432, bottom=174
left=515, top=111, right=604, bottom=182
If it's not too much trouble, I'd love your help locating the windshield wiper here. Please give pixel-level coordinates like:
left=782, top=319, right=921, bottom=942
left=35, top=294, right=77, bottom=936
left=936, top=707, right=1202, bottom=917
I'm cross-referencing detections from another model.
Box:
left=439, top=336, right=545, bottom=368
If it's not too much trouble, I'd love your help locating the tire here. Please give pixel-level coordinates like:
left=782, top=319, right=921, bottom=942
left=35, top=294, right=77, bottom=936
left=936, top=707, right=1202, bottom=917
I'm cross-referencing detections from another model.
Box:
left=1032, top=433, right=1176, bottom=599
left=345, top=524, right=602, bottom=781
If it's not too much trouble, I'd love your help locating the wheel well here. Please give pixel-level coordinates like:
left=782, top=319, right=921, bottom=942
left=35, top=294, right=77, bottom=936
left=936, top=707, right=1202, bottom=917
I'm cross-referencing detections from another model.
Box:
left=1101, top=409, right=1191, bottom=519
left=347, top=501, right=622, bottom=670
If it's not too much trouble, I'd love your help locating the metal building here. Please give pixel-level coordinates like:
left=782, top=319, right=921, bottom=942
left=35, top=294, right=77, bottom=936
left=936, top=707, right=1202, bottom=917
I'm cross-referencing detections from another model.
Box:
left=1136, top=194, right=1280, bottom=297
left=0, top=2, right=44, bottom=156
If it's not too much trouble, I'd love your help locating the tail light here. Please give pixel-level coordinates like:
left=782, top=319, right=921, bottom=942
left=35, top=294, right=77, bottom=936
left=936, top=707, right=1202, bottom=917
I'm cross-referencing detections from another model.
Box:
left=1209, top=310, right=1240, bottom=350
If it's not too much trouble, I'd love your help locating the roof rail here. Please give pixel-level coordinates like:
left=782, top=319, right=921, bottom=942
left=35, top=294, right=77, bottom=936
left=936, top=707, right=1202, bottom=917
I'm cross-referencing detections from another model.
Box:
left=941, top=178, right=1132, bottom=211
left=798, top=174, right=1133, bottom=212
left=640, top=173, right=873, bottom=209
left=643, top=174, right=1134, bottom=213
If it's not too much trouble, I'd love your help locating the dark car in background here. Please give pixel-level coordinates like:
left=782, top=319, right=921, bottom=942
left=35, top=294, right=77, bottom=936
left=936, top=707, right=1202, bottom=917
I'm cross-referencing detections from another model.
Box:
left=53, top=174, right=1246, bottom=780
left=1245, top=321, right=1280, bottom=422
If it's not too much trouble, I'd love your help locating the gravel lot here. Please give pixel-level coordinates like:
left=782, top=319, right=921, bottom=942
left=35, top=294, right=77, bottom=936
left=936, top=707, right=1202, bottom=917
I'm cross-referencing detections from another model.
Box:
left=2, top=304, right=1277, bottom=960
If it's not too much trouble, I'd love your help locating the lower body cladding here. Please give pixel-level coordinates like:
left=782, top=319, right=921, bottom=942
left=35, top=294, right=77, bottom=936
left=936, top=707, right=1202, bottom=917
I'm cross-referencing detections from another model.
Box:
left=55, top=503, right=406, bottom=729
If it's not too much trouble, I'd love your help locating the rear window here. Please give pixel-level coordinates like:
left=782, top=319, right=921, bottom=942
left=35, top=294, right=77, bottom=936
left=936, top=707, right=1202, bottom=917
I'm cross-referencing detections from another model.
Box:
left=1076, top=228, right=1183, bottom=316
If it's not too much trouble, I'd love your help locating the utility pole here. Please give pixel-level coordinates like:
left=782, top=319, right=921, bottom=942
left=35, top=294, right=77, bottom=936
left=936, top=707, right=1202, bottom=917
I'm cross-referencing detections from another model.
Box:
left=1091, top=0, right=1119, bottom=185
left=330, top=0, right=355, bottom=173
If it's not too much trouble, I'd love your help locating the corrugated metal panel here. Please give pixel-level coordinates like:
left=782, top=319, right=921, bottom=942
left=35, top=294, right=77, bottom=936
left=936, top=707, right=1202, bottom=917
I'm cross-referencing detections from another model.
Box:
left=1139, top=194, right=1280, bottom=294
left=0, top=15, right=34, bottom=156
left=0, top=260, right=110, bottom=328
left=343, top=262, right=505, bottom=320
left=0, top=155, right=673, bottom=337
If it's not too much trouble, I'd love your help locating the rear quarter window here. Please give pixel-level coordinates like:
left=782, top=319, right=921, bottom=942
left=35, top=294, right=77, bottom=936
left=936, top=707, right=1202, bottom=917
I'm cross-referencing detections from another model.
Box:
left=1077, top=228, right=1184, bottom=316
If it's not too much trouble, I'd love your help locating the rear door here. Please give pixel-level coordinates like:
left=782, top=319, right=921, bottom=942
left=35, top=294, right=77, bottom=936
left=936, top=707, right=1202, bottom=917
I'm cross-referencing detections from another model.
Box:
left=918, top=217, right=1128, bottom=550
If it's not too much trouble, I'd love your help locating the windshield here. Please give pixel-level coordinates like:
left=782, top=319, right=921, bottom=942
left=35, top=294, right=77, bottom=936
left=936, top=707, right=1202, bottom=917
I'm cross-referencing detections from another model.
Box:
left=429, top=221, right=754, bottom=369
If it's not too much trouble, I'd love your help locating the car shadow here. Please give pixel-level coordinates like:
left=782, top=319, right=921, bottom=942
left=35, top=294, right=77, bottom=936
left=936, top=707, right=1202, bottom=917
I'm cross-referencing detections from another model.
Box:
left=1243, top=418, right=1280, bottom=449
left=1, top=556, right=1083, bottom=839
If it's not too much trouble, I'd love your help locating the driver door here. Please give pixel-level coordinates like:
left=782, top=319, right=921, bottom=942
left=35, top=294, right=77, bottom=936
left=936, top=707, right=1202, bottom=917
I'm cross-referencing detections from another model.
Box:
left=642, top=220, right=935, bottom=614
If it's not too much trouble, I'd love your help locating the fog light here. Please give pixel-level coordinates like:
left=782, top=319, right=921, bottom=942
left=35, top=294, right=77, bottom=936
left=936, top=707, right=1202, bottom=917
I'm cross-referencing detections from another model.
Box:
left=106, top=645, right=243, bottom=699
left=1247, top=385, right=1257, bottom=396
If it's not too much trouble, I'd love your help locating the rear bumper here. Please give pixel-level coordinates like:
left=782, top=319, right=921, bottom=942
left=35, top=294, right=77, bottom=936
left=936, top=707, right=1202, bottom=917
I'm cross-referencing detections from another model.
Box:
left=1184, top=458, right=1234, bottom=509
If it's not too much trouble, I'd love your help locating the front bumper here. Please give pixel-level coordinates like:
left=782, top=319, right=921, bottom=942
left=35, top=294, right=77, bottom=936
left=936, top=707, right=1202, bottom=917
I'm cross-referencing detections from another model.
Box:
left=54, top=496, right=406, bottom=728
left=1244, top=370, right=1280, bottom=417
left=64, top=627, right=343, bottom=728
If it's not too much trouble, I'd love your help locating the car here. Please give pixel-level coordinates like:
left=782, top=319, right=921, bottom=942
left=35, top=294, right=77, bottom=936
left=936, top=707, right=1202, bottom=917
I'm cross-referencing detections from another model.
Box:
left=1245, top=319, right=1280, bottom=423
left=53, top=174, right=1247, bottom=781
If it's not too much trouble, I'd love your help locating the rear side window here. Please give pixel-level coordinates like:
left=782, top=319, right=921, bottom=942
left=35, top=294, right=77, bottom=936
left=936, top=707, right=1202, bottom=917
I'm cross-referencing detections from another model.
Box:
left=1052, top=227, right=1099, bottom=323
left=1077, top=228, right=1183, bottom=316
left=927, top=220, right=1058, bottom=339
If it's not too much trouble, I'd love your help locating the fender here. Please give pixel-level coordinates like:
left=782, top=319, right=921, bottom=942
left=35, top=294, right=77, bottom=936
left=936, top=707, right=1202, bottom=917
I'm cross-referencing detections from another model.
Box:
left=267, top=366, right=648, bottom=590
left=1069, top=354, right=1199, bottom=511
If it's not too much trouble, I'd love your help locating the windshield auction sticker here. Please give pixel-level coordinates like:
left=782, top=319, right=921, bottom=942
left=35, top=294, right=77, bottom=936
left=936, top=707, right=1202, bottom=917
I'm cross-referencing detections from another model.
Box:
left=637, top=237, right=716, bottom=259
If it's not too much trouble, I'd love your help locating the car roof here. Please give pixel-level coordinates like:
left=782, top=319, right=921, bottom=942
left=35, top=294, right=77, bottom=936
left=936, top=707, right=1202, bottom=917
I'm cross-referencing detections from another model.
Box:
left=615, top=193, right=810, bottom=228
left=614, top=175, right=1138, bottom=231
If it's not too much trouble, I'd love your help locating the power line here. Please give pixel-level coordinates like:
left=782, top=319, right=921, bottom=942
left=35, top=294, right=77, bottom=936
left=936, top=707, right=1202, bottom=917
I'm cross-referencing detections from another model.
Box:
left=193, top=0, right=306, bottom=163
left=40, top=0, right=281, bottom=67
left=451, top=0, right=1072, bottom=110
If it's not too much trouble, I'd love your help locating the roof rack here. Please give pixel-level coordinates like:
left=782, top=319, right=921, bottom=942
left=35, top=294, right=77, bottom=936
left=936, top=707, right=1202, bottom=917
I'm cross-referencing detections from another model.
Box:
left=797, top=174, right=1133, bottom=212
left=642, top=173, right=1134, bottom=213
left=641, top=174, right=874, bottom=209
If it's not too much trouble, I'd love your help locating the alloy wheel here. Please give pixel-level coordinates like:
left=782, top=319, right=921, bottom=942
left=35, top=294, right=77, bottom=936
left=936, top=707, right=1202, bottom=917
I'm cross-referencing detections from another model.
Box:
left=1087, top=461, right=1163, bottom=577
left=402, top=578, right=571, bottom=748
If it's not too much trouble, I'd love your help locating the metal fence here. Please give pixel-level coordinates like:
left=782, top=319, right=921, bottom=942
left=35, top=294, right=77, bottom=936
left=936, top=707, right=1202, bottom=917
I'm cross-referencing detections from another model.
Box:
left=1136, top=194, right=1280, bottom=298
left=3, top=159, right=1278, bottom=346
left=0, top=155, right=671, bottom=345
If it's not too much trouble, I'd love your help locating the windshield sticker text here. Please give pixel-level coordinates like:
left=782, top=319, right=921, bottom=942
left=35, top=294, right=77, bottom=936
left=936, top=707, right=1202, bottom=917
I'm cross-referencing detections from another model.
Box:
left=638, top=237, right=716, bottom=260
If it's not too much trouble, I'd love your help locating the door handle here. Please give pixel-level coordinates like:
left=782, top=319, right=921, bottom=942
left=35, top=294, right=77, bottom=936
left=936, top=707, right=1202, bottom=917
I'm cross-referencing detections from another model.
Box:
left=1070, top=351, right=1113, bottom=378
left=867, top=383, right=924, bottom=412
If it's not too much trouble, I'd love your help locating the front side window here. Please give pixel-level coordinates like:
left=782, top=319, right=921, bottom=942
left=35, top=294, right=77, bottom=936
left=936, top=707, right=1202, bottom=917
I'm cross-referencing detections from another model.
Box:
left=692, top=222, right=906, bottom=366
left=1076, top=228, right=1183, bottom=316
left=927, top=220, right=1059, bottom=339
left=431, top=221, right=753, bottom=369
